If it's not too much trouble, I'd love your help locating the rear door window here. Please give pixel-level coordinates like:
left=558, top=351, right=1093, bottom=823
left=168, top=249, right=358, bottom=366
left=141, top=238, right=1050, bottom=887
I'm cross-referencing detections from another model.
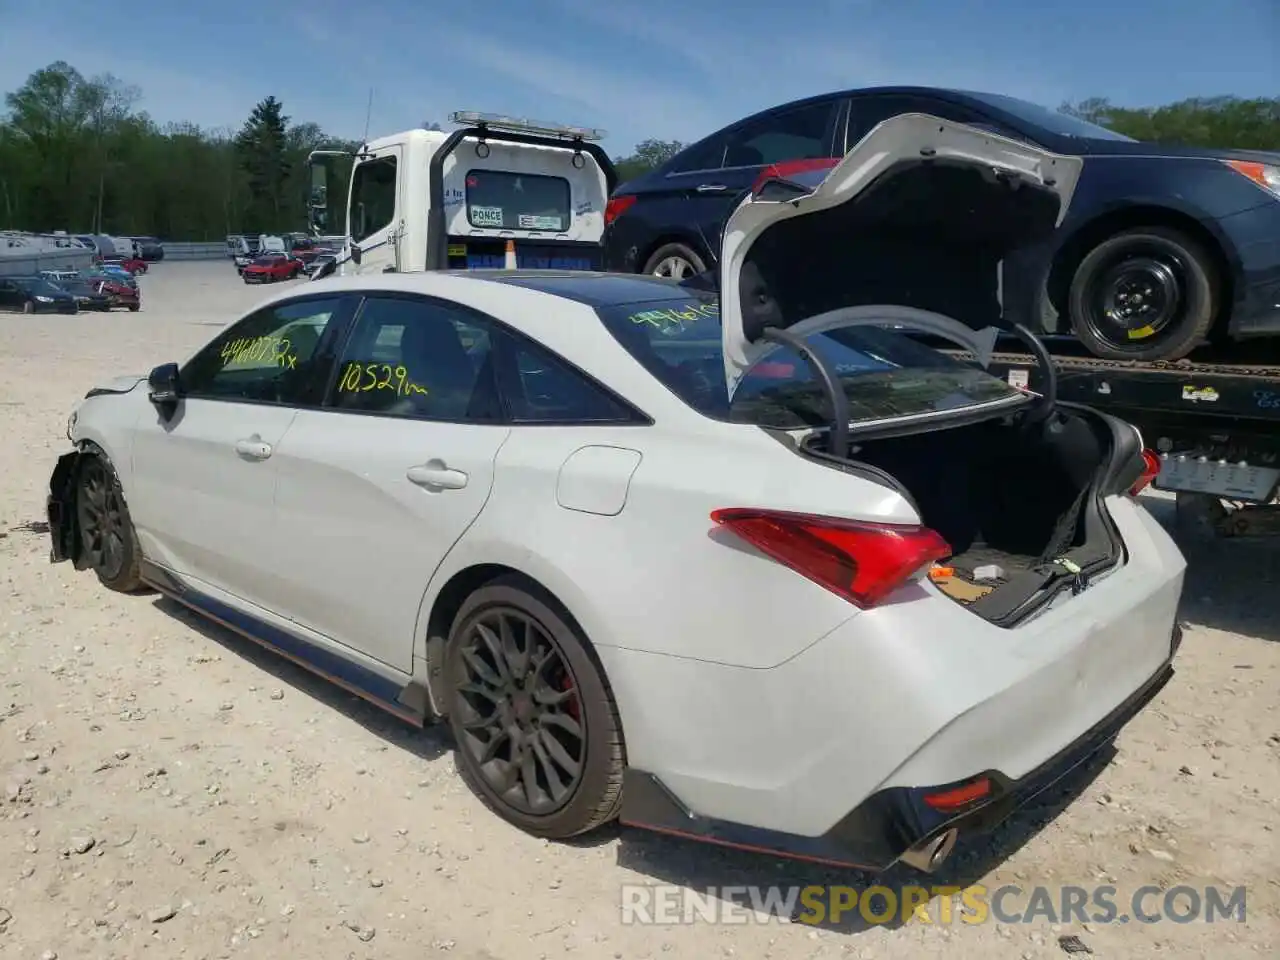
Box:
left=722, top=100, right=840, bottom=168
left=594, top=297, right=1022, bottom=427
left=465, top=170, right=571, bottom=231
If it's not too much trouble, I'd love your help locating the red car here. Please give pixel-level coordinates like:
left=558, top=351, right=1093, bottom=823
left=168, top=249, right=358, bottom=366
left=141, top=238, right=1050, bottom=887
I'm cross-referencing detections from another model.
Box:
left=241, top=252, right=305, bottom=283
left=289, top=238, right=322, bottom=264
left=99, top=256, right=148, bottom=275
left=94, top=278, right=140, bottom=312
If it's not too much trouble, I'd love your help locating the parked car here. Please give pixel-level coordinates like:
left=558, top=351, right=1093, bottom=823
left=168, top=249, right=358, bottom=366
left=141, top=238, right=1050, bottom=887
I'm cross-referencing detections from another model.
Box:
left=123, top=236, right=165, bottom=261
left=241, top=252, right=304, bottom=283
left=38, top=269, right=82, bottom=284
left=303, top=252, right=337, bottom=278
left=0, top=276, right=79, bottom=313
left=102, top=255, right=148, bottom=275
left=50, top=277, right=112, bottom=311
left=89, top=264, right=138, bottom=288
left=95, top=276, right=141, bottom=311
left=604, top=85, right=1280, bottom=362
left=45, top=115, right=1184, bottom=874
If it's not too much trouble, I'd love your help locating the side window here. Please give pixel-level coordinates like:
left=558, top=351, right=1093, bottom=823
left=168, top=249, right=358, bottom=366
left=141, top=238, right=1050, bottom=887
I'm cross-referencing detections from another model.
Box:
left=329, top=295, right=502, bottom=422
left=348, top=155, right=397, bottom=243
left=501, top=335, right=640, bottom=424
left=722, top=101, right=839, bottom=168
left=180, top=297, right=347, bottom=405
left=665, top=134, right=729, bottom=174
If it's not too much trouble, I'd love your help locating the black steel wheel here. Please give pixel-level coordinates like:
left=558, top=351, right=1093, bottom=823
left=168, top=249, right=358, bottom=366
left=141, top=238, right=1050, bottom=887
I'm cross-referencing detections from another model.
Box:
left=76, top=455, right=143, bottom=592
left=445, top=579, right=625, bottom=838
left=1068, top=226, right=1216, bottom=362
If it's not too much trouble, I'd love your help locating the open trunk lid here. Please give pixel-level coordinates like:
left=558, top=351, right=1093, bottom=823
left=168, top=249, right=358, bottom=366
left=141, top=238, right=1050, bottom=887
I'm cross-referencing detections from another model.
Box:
left=716, top=113, right=1084, bottom=396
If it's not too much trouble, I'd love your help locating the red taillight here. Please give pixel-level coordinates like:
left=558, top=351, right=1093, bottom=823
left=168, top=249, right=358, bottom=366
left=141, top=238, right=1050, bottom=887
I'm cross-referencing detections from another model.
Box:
left=923, top=776, right=992, bottom=813
left=710, top=508, right=951, bottom=609
left=1130, top=449, right=1161, bottom=496
left=604, top=194, right=637, bottom=226
left=751, top=156, right=841, bottom=194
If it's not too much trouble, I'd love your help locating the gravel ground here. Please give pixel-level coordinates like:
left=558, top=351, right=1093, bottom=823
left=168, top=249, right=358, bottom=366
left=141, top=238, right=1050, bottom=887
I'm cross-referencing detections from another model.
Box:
left=1, top=261, right=1277, bottom=959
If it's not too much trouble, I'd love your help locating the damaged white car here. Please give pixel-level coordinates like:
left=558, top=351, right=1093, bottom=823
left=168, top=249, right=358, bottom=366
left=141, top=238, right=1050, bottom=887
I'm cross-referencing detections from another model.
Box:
left=46, top=114, right=1184, bottom=873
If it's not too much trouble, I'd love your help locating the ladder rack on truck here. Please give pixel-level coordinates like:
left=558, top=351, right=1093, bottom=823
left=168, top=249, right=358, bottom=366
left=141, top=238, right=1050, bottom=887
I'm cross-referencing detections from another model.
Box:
left=948, top=346, right=1280, bottom=538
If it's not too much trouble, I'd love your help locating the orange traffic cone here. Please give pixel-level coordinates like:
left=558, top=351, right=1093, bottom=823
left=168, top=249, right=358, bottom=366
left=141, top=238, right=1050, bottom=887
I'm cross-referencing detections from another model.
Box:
left=504, top=238, right=517, bottom=270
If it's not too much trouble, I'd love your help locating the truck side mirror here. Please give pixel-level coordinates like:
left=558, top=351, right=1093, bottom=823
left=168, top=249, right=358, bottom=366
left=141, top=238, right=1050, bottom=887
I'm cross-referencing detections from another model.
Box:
left=350, top=243, right=362, bottom=265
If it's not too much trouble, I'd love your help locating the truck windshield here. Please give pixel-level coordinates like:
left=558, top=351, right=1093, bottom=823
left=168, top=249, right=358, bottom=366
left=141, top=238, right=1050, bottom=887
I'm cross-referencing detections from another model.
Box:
left=465, top=170, right=570, bottom=231
left=595, top=295, right=1023, bottom=427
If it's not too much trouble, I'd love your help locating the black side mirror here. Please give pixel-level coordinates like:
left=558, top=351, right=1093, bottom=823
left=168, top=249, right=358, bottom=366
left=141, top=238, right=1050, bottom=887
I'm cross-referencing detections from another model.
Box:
left=148, top=362, right=181, bottom=404
left=349, top=242, right=362, bottom=265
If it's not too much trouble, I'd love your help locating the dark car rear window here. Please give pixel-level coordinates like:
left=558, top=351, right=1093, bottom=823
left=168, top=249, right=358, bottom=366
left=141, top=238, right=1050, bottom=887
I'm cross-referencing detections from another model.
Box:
left=595, top=294, right=1021, bottom=427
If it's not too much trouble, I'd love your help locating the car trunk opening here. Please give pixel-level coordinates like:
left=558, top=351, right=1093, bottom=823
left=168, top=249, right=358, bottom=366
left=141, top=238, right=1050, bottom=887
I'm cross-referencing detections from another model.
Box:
left=802, top=405, right=1135, bottom=626
left=718, top=113, right=1083, bottom=394
left=737, top=158, right=1063, bottom=347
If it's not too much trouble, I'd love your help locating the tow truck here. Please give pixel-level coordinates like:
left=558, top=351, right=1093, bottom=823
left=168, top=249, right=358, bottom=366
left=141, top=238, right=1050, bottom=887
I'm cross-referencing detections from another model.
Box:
left=966, top=336, right=1280, bottom=538
left=307, top=111, right=616, bottom=277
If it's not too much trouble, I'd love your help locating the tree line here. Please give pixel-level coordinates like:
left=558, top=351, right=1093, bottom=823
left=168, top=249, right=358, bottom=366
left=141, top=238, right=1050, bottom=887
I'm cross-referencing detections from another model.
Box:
left=1, top=61, right=1276, bottom=241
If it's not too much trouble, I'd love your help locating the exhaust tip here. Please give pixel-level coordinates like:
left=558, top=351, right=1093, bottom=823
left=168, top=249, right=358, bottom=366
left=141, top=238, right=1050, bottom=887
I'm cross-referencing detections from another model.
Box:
left=898, top=828, right=958, bottom=873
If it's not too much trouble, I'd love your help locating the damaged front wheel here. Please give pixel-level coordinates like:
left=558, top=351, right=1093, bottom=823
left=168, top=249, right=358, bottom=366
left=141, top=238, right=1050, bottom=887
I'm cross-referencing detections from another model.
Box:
left=76, top=455, right=144, bottom=592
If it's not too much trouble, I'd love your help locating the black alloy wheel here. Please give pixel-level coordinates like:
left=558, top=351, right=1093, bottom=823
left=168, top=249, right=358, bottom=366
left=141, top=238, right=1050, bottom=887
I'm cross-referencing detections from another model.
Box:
left=445, top=580, right=625, bottom=838
left=453, top=606, right=585, bottom=815
left=1068, top=226, right=1216, bottom=362
left=76, top=455, right=143, bottom=592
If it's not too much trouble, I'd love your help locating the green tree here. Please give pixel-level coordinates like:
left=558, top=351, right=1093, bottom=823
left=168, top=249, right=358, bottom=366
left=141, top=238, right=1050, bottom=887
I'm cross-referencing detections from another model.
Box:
left=1060, top=95, right=1280, bottom=149
left=236, top=96, right=292, bottom=232
left=613, top=138, right=684, bottom=182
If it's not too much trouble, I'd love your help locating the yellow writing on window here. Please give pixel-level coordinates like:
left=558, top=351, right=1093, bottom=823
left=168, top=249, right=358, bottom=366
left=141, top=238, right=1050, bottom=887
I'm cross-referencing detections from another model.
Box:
left=628, top=302, right=719, bottom=332
left=337, top=361, right=430, bottom=398
left=220, top=336, right=299, bottom=369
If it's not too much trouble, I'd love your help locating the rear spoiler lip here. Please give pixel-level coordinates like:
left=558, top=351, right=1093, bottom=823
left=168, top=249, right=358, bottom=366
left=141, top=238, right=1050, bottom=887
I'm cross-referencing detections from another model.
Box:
left=425, top=126, right=619, bottom=271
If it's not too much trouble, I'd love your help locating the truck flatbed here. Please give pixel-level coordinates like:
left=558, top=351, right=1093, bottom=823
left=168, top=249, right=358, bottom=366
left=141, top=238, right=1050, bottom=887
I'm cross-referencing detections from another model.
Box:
left=941, top=344, right=1280, bottom=536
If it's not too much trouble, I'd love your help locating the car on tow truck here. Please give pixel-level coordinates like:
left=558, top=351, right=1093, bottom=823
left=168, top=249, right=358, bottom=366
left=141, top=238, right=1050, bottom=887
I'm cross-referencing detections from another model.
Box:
left=45, top=114, right=1184, bottom=875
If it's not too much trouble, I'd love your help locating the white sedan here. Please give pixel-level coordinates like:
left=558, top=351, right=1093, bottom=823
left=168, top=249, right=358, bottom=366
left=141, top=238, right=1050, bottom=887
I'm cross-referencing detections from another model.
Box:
left=46, top=115, right=1185, bottom=874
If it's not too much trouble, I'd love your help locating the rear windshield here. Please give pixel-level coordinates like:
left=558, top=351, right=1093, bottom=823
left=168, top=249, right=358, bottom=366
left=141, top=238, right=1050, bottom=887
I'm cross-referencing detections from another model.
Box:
left=465, top=169, right=571, bottom=231
left=595, top=295, right=1023, bottom=427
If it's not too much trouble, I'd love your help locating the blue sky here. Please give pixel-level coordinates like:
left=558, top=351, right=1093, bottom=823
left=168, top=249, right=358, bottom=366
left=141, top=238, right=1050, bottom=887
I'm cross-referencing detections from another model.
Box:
left=2, top=0, right=1275, bottom=154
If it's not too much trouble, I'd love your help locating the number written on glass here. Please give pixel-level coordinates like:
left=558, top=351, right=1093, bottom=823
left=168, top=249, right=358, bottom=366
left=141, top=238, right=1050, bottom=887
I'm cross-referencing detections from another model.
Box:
left=337, top=361, right=429, bottom=397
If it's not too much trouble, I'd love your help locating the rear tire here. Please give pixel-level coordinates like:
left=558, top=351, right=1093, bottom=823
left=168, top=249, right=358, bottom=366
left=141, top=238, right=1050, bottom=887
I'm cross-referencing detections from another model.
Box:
left=642, top=242, right=707, bottom=280
left=128, top=304, right=140, bottom=312
left=75, top=454, right=144, bottom=593
left=444, top=579, right=625, bottom=839
left=1068, top=226, right=1217, bottom=362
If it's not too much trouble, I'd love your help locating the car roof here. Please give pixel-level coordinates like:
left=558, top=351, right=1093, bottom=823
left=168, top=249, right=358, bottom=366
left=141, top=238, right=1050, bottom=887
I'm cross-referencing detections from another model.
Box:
left=481, top=271, right=709, bottom=307
left=289, top=269, right=713, bottom=311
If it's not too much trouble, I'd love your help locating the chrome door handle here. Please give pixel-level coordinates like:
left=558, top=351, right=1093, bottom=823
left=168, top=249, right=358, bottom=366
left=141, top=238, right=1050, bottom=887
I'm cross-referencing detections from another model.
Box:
left=407, top=462, right=468, bottom=490
left=234, top=438, right=272, bottom=460
left=695, top=183, right=727, bottom=193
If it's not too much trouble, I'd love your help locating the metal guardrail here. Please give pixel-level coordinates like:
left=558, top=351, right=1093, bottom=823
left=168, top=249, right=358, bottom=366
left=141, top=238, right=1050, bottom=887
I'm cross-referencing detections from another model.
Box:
left=160, top=242, right=229, bottom=261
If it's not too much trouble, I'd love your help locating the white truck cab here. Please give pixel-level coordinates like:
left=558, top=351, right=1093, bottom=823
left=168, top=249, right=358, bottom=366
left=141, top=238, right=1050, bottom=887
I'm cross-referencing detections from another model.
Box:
left=308, top=111, right=617, bottom=277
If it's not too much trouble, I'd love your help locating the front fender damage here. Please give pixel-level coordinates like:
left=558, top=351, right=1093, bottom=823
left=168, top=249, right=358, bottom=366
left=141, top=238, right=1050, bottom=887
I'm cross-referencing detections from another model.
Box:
left=47, top=450, right=85, bottom=566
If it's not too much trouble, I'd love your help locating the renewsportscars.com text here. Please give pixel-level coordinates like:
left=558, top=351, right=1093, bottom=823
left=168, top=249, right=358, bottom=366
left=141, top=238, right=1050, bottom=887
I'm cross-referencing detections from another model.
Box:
left=619, top=883, right=1248, bottom=926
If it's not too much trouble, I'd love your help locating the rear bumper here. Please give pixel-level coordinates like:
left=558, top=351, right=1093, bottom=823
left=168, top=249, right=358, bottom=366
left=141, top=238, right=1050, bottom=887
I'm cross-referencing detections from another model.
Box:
left=621, top=636, right=1178, bottom=871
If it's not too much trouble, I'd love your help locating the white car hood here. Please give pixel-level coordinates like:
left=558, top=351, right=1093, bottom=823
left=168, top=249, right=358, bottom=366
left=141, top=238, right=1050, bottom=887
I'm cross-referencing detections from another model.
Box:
left=718, top=113, right=1083, bottom=396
